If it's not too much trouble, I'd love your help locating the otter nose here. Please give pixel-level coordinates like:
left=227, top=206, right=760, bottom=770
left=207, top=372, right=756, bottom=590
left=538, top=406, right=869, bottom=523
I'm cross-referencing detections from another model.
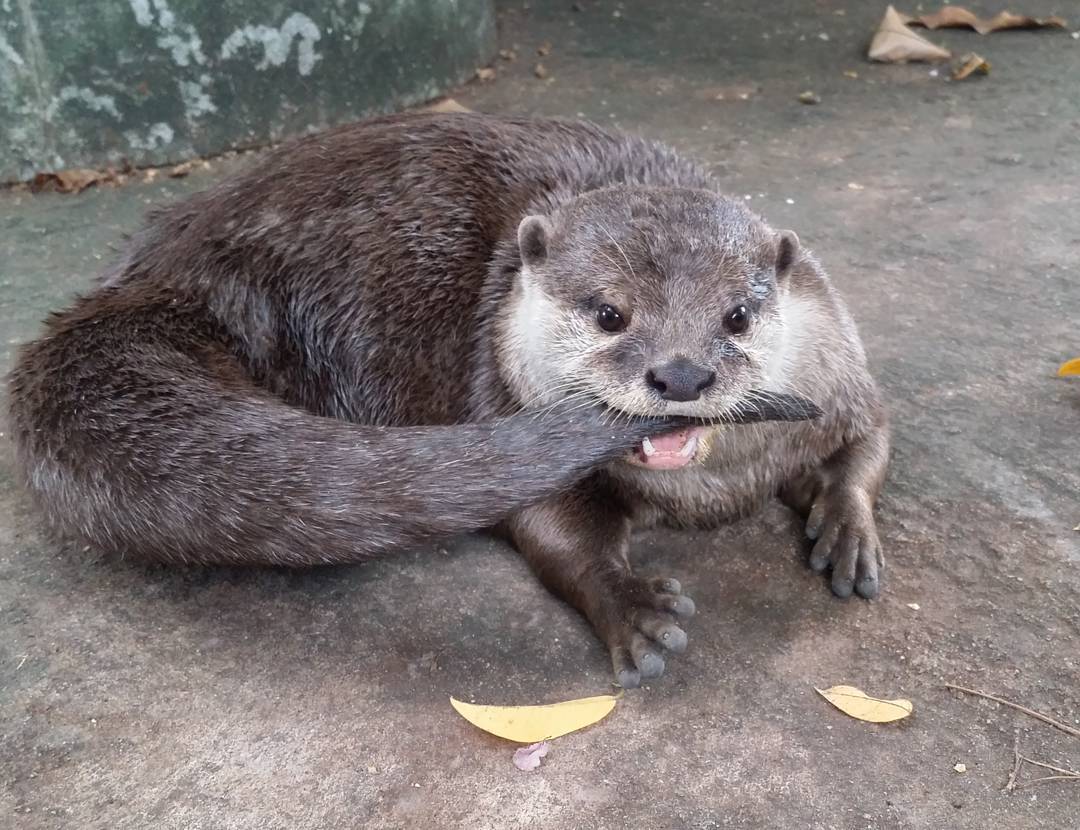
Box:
left=645, top=358, right=716, bottom=402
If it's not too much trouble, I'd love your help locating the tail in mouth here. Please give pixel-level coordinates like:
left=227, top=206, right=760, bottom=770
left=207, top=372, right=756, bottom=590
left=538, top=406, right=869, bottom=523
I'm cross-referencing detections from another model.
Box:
left=628, top=390, right=822, bottom=469
left=723, top=390, right=823, bottom=424
left=7, top=306, right=700, bottom=567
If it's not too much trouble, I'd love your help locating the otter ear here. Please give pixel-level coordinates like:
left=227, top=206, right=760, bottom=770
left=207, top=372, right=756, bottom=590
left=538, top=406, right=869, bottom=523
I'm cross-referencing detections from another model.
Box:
left=775, top=230, right=800, bottom=282
left=518, top=215, right=553, bottom=267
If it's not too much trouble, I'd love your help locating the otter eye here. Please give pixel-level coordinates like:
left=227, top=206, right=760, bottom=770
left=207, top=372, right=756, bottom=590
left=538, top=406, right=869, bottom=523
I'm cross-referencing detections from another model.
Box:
left=596, top=304, right=626, bottom=333
left=725, top=304, right=750, bottom=334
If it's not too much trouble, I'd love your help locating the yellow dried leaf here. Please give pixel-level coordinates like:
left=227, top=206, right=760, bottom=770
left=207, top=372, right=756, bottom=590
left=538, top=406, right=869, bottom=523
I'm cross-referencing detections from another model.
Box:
left=816, top=685, right=913, bottom=723
left=450, top=693, right=619, bottom=743
left=1058, top=358, right=1080, bottom=376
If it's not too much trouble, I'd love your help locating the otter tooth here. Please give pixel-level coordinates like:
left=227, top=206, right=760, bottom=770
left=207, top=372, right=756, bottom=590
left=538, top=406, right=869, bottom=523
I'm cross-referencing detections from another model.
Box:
left=642, top=437, right=657, bottom=457
left=678, top=435, right=699, bottom=458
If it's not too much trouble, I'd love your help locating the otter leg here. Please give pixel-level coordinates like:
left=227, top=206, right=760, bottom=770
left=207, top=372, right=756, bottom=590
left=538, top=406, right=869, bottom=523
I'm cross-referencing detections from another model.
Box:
left=780, top=415, right=890, bottom=600
left=505, top=476, right=694, bottom=688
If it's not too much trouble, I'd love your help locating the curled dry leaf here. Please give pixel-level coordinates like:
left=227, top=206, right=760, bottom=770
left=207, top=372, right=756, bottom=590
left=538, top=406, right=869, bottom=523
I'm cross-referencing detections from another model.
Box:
left=869, top=6, right=952, bottom=63
left=450, top=693, right=619, bottom=743
left=1058, top=358, right=1080, bottom=376
left=512, top=741, right=550, bottom=771
left=902, top=6, right=1067, bottom=35
left=816, top=685, right=914, bottom=723
left=31, top=167, right=112, bottom=194
left=952, top=52, right=991, bottom=80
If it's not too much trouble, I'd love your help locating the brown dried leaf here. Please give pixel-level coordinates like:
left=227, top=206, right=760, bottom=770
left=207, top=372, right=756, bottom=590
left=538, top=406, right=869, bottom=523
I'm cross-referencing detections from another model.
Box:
left=168, top=161, right=195, bottom=178
left=31, top=167, right=111, bottom=194
left=534, top=62, right=549, bottom=79
left=475, top=66, right=496, bottom=82
left=951, top=52, right=991, bottom=80
left=902, top=6, right=1067, bottom=35
left=869, top=6, right=952, bottom=63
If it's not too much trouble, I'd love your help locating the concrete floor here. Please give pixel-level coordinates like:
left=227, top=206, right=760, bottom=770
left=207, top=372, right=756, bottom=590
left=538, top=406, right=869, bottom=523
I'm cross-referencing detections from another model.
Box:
left=2, top=2, right=1079, bottom=828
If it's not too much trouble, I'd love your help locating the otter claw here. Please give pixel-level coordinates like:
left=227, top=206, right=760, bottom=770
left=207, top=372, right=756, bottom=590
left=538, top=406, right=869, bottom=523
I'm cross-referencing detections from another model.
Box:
left=805, top=502, right=826, bottom=541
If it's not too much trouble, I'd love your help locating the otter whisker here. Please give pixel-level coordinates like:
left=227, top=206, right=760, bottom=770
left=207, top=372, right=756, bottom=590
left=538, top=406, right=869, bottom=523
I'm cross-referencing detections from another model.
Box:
left=593, top=247, right=633, bottom=288
left=597, top=220, right=637, bottom=283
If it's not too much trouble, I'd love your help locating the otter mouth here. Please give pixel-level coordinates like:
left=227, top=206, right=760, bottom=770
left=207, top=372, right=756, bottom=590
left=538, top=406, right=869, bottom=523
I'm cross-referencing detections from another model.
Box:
left=618, top=390, right=824, bottom=472
left=629, top=426, right=708, bottom=470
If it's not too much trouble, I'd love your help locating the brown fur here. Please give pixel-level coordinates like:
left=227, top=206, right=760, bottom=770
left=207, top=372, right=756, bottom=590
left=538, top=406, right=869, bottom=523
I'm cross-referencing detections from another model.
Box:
left=6, top=113, right=886, bottom=687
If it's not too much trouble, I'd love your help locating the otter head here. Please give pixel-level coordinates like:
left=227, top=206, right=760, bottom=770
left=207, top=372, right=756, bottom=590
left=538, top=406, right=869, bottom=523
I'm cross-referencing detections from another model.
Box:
left=501, top=186, right=809, bottom=471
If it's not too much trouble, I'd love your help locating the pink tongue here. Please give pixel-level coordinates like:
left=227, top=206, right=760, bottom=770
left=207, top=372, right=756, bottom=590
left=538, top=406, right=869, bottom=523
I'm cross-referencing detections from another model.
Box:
left=648, top=430, right=689, bottom=452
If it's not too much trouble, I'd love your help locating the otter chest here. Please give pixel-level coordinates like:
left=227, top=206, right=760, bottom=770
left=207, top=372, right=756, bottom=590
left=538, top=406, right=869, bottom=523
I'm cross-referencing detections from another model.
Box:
left=610, top=424, right=826, bottom=527
left=613, top=462, right=777, bottom=528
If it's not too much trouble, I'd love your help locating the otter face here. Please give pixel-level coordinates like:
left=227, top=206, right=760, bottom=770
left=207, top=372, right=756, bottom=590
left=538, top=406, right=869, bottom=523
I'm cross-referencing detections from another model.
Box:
left=503, top=187, right=803, bottom=470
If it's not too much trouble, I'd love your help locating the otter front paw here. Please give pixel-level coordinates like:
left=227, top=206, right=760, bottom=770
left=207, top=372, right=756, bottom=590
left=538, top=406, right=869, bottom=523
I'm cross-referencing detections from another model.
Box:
left=804, top=494, right=883, bottom=600
left=592, top=575, right=695, bottom=689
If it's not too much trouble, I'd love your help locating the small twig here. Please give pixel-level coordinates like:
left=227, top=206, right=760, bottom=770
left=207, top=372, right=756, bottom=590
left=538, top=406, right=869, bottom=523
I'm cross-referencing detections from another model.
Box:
left=1003, top=752, right=1080, bottom=791
left=1019, top=755, right=1080, bottom=778
left=944, top=683, right=1080, bottom=740
left=1004, top=732, right=1022, bottom=792
left=1015, top=775, right=1080, bottom=790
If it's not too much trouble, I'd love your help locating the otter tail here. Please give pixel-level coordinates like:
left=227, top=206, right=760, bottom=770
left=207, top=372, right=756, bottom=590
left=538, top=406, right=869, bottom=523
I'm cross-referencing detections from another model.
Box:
left=6, top=298, right=677, bottom=567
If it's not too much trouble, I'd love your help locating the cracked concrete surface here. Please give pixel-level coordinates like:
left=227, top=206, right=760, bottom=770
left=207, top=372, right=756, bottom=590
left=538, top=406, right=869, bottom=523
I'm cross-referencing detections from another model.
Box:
left=2, top=1, right=1079, bottom=827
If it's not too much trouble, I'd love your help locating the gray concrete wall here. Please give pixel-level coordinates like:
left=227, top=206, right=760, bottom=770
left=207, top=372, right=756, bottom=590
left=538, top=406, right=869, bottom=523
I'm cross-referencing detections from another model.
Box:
left=0, top=0, right=496, bottom=182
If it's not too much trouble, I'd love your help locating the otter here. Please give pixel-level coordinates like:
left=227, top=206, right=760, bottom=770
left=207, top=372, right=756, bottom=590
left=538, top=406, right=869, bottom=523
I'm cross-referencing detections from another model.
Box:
left=7, top=113, right=888, bottom=688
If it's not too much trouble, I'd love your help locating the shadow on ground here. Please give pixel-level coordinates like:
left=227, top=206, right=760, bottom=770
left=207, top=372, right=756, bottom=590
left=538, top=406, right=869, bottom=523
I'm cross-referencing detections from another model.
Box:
left=2, top=2, right=1078, bottom=828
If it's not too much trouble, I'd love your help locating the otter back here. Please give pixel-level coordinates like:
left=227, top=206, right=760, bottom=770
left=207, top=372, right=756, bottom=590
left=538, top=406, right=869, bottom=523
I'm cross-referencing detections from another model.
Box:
left=6, top=113, right=712, bottom=565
